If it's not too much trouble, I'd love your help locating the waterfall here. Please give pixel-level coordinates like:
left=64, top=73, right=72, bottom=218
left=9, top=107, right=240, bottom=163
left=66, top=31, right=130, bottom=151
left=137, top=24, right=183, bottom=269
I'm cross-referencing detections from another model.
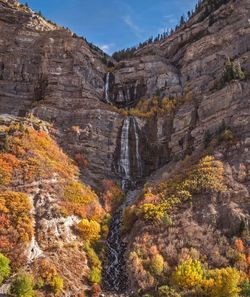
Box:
left=103, top=190, right=139, bottom=294
left=103, top=117, right=143, bottom=294
left=118, top=117, right=131, bottom=190
left=117, top=117, right=142, bottom=190
left=132, top=118, right=142, bottom=178
left=104, top=72, right=111, bottom=104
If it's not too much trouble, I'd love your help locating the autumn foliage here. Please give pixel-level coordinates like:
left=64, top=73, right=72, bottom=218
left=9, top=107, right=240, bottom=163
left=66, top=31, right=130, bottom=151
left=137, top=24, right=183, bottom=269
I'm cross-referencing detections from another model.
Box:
left=129, top=96, right=177, bottom=118
left=102, top=179, right=124, bottom=212
left=0, top=124, right=78, bottom=186
left=33, top=258, right=64, bottom=295
left=112, top=96, right=177, bottom=118
left=0, top=253, right=10, bottom=285
left=59, top=180, right=103, bottom=219
left=77, top=219, right=101, bottom=242
left=0, top=121, right=104, bottom=227
left=0, top=191, right=33, bottom=260
left=0, top=121, right=104, bottom=278
left=84, top=243, right=102, bottom=284
left=172, top=259, right=246, bottom=297
left=136, top=156, right=225, bottom=224
left=172, top=259, right=204, bottom=289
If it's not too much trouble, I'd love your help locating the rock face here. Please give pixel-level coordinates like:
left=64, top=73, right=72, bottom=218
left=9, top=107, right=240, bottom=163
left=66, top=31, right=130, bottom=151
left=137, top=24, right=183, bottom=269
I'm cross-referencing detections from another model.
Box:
left=108, top=0, right=250, bottom=161
left=0, top=0, right=124, bottom=189
left=0, top=0, right=250, bottom=295
left=107, top=56, right=182, bottom=106
left=0, top=0, right=249, bottom=191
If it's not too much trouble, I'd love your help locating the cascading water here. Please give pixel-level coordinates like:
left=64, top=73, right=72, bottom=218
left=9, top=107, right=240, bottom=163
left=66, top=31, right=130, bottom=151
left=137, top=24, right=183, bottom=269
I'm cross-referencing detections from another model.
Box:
left=103, top=190, right=139, bottom=294
left=104, top=72, right=111, bottom=104
left=118, top=117, right=131, bottom=191
left=117, top=117, right=142, bottom=190
left=132, top=118, right=142, bottom=178
left=103, top=117, right=143, bottom=294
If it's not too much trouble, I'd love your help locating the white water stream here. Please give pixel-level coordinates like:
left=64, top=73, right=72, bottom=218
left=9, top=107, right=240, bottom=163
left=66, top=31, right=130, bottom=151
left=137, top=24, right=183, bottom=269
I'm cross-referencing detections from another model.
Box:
left=103, top=190, right=139, bottom=293
left=104, top=72, right=112, bottom=104
left=104, top=116, right=143, bottom=293
left=117, top=117, right=142, bottom=190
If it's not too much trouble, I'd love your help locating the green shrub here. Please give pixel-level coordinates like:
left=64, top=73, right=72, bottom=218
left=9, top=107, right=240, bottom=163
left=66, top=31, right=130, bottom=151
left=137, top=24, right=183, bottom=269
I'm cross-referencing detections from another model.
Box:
left=89, top=266, right=102, bottom=284
left=137, top=197, right=180, bottom=224
left=50, top=275, right=64, bottom=296
left=150, top=254, right=164, bottom=276
left=10, top=274, right=35, bottom=297
left=158, top=285, right=181, bottom=297
left=172, top=259, right=204, bottom=290
left=241, top=281, right=250, bottom=297
left=0, top=253, right=11, bottom=285
left=83, top=243, right=102, bottom=284
left=216, top=123, right=236, bottom=144
left=215, top=58, right=246, bottom=90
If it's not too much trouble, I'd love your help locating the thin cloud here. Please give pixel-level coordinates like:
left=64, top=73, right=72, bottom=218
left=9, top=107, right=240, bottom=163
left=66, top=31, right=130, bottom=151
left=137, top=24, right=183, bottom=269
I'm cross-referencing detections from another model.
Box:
left=158, top=27, right=166, bottom=34
left=122, top=15, right=142, bottom=38
left=164, top=14, right=177, bottom=24
left=99, top=43, right=114, bottom=54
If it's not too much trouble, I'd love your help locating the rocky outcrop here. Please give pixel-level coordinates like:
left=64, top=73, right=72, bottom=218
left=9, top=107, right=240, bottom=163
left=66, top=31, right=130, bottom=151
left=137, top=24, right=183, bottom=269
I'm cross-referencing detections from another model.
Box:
left=108, top=0, right=250, bottom=165
left=0, top=0, right=125, bottom=189
left=0, top=0, right=249, bottom=191
left=0, top=114, right=105, bottom=296
left=107, top=56, right=182, bottom=107
left=0, top=0, right=249, bottom=295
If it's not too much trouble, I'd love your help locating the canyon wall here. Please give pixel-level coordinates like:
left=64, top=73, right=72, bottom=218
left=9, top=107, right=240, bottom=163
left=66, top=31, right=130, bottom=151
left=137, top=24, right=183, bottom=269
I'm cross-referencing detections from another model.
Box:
left=0, top=0, right=249, bottom=191
left=0, top=0, right=249, bottom=295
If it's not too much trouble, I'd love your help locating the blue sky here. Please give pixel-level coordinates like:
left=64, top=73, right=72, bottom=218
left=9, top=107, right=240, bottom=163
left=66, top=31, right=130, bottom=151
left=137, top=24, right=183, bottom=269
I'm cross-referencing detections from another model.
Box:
left=20, top=0, right=198, bottom=54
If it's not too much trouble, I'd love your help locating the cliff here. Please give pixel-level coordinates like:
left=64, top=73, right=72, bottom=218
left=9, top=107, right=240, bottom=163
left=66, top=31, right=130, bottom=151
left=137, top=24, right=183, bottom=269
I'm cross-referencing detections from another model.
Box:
left=0, top=0, right=249, bottom=296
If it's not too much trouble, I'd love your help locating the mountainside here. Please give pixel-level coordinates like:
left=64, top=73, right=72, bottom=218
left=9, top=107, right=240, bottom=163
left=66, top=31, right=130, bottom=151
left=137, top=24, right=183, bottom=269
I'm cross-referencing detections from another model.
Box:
left=0, top=0, right=249, bottom=296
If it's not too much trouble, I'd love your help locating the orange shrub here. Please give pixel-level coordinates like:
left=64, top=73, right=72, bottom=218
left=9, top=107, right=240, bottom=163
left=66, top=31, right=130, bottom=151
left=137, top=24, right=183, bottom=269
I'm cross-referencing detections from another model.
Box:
left=34, top=258, right=57, bottom=283
left=61, top=181, right=103, bottom=220
left=63, top=181, right=97, bottom=205
left=102, top=179, right=124, bottom=212
left=11, top=126, right=78, bottom=180
left=0, top=124, right=78, bottom=184
left=91, top=283, right=101, bottom=297
left=0, top=153, right=19, bottom=185
left=0, top=191, right=33, bottom=260
left=235, top=239, right=245, bottom=253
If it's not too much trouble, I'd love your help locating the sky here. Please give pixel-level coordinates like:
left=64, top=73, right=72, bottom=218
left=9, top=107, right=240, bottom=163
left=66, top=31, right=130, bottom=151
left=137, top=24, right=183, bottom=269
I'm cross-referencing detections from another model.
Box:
left=20, top=0, right=198, bottom=54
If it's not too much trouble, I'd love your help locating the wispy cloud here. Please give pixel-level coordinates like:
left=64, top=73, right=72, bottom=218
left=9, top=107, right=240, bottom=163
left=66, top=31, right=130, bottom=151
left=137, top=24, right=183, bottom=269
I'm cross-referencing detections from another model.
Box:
left=99, top=43, right=114, bottom=54
left=122, top=15, right=142, bottom=38
left=164, top=14, right=177, bottom=24
left=158, top=27, right=166, bottom=34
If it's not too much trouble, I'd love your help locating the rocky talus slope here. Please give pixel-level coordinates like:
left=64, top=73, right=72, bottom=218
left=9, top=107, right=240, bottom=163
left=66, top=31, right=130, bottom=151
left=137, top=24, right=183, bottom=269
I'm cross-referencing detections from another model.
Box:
left=0, top=114, right=107, bottom=296
left=0, top=0, right=249, bottom=296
